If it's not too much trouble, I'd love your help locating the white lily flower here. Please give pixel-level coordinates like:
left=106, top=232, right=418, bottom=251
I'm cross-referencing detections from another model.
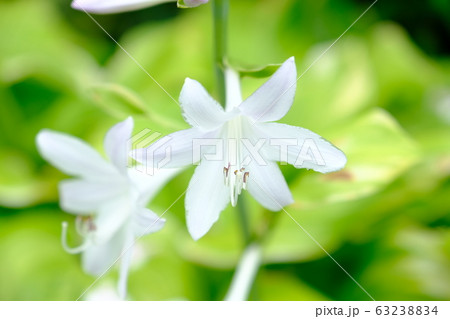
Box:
left=36, top=117, right=177, bottom=299
left=72, top=0, right=208, bottom=14
left=133, top=57, right=347, bottom=240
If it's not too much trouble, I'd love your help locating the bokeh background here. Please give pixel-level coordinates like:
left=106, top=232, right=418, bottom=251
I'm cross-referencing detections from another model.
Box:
left=1, top=0, right=449, bottom=300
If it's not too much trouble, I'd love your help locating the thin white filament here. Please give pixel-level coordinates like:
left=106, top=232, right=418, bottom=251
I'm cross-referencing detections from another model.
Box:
left=61, top=222, right=91, bottom=254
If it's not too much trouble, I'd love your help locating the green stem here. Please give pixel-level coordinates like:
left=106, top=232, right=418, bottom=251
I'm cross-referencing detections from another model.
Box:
left=212, top=0, right=228, bottom=106
left=237, top=196, right=251, bottom=245
left=223, top=211, right=282, bottom=300
left=212, top=0, right=251, bottom=246
left=224, top=243, right=262, bottom=301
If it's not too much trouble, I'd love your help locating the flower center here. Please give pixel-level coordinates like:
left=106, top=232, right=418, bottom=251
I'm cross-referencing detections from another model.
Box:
left=222, top=116, right=250, bottom=206
left=223, top=164, right=249, bottom=206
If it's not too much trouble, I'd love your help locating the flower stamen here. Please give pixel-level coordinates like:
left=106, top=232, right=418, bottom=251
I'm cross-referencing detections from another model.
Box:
left=224, top=163, right=250, bottom=206
left=223, top=163, right=231, bottom=185
left=75, top=216, right=96, bottom=236
left=61, top=221, right=92, bottom=254
left=243, top=172, right=250, bottom=190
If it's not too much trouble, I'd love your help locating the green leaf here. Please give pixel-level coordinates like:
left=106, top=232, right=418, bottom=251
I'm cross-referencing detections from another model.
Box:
left=283, top=37, right=376, bottom=134
left=127, top=217, right=200, bottom=300
left=89, top=83, right=147, bottom=117
left=0, top=211, right=92, bottom=300
left=0, top=149, right=57, bottom=208
left=237, top=64, right=281, bottom=79
left=255, top=270, right=329, bottom=301
left=358, top=225, right=450, bottom=300
left=291, top=108, right=419, bottom=205
left=177, top=0, right=190, bottom=8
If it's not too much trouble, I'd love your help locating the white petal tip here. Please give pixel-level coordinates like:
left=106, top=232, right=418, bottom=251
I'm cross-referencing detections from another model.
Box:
left=125, top=116, right=134, bottom=125
left=189, top=232, right=203, bottom=241
left=318, top=150, right=348, bottom=173
left=186, top=207, right=220, bottom=241
left=286, top=197, right=295, bottom=207
left=283, top=57, right=297, bottom=75
left=329, top=149, right=348, bottom=172
left=116, top=116, right=134, bottom=129
left=180, top=78, right=197, bottom=99
left=187, top=222, right=208, bottom=241
left=71, top=1, right=90, bottom=12
left=70, top=2, right=80, bottom=10
left=36, top=129, right=52, bottom=145
left=183, top=77, right=198, bottom=86
left=340, top=153, right=348, bottom=167
left=35, top=129, right=61, bottom=159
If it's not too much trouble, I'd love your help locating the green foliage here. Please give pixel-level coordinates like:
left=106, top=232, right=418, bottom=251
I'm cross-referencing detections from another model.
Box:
left=237, top=64, right=281, bottom=79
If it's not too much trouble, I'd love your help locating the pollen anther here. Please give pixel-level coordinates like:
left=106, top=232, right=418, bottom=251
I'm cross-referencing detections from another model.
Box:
left=223, top=164, right=250, bottom=207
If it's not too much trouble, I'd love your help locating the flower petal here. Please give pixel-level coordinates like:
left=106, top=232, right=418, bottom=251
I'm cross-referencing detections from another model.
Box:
left=72, top=0, right=175, bottom=14
left=117, top=233, right=134, bottom=300
left=127, top=167, right=181, bottom=205
left=180, top=78, right=234, bottom=131
left=133, top=208, right=165, bottom=237
left=239, top=57, right=297, bottom=122
left=94, top=196, right=132, bottom=243
left=82, top=226, right=127, bottom=276
left=246, top=160, right=293, bottom=211
left=186, top=160, right=230, bottom=240
left=104, top=117, right=133, bottom=174
left=36, top=129, right=117, bottom=179
left=257, top=122, right=347, bottom=173
left=59, top=179, right=128, bottom=214
left=131, top=128, right=215, bottom=169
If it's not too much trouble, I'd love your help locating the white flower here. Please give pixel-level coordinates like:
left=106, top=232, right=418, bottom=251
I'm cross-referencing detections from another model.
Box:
left=72, top=0, right=208, bottom=14
left=36, top=117, right=177, bottom=298
left=133, top=57, right=347, bottom=240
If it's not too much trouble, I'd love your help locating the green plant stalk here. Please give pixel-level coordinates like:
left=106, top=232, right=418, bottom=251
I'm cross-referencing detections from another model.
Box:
left=224, top=210, right=281, bottom=300
left=236, top=195, right=251, bottom=245
left=213, top=0, right=259, bottom=299
left=212, top=0, right=228, bottom=106
left=212, top=0, right=251, bottom=246
left=224, top=243, right=262, bottom=300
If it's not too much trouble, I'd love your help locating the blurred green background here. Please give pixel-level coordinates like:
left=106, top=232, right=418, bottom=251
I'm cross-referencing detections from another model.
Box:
left=1, top=0, right=449, bottom=300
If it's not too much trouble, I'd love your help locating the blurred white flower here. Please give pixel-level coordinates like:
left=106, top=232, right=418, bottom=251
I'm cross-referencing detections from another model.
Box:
left=84, top=284, right=122, bottom=301
left=36, top=117, right=177, bottom=299
left=71, top=0, right=208, bottom=14
left=133, top=57, right=347, bottom=240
